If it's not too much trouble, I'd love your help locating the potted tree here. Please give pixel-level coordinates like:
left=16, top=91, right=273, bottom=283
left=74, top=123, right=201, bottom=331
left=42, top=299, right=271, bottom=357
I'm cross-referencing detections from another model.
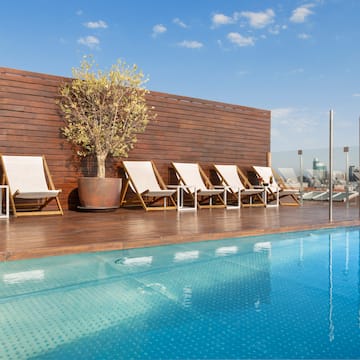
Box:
left=58, top=56, right=155, bottom=209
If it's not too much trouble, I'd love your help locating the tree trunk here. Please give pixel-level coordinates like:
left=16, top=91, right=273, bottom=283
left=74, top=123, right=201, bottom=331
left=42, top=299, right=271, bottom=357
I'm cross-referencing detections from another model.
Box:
left=96, top=153, right=107, bottom=178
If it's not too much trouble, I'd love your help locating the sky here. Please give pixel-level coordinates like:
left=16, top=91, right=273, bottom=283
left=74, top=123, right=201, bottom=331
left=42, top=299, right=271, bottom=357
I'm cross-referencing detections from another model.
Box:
left=1, top=0, right=360, bottom=154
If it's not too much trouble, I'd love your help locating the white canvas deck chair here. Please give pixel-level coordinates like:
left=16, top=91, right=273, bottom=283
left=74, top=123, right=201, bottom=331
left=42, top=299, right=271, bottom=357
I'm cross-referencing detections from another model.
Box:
left=214, top=164, right=265, bottom=208
left=1, top=155, right=63, bottom=216
left=172, top=162, right=226, bottom=209
left=253, top=166, right=300, bottom=206
left=277, top=168, right=301, bottom=190
left=121, top=161, right=177, bottom=211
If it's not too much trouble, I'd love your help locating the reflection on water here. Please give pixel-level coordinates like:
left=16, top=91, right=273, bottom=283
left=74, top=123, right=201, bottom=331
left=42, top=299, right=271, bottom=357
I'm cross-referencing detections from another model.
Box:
left=328, top=234, right=334, bottom=342
left=0, top=227, right=359, bottom=359
left=358, top=230, right=360, bottom=329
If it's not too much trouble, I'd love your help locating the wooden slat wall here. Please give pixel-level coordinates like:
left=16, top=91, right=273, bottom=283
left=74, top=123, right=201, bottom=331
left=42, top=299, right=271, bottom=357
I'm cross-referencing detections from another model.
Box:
left=0, top=67, right=270, bottom=208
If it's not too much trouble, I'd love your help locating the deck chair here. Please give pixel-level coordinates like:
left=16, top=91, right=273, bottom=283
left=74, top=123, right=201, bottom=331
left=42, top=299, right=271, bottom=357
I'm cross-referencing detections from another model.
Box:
left=172, top=162, right=226, bottom=209
left=0, top=155, right=63, bottom=216
left=121, top=161, right=177, bottom=211
left=214, top=164, right=265, bottom=208
left=253, top=166, right=300, bottom=206
left=277, top=168, right=301, bottom=189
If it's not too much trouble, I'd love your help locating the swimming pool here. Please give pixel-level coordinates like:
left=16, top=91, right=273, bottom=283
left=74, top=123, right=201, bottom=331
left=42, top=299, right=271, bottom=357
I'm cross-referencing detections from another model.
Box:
left=0, top=227, right=359, bottom=359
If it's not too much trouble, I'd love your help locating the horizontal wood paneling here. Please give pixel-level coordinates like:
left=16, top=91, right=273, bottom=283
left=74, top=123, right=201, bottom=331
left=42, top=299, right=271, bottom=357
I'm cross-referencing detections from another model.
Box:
left=0, top=67, right=270, bottom=208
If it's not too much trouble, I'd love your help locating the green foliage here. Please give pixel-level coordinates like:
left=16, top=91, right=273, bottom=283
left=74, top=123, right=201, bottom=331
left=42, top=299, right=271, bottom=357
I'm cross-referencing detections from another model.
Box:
left=58, top=56, right=154, bottom=177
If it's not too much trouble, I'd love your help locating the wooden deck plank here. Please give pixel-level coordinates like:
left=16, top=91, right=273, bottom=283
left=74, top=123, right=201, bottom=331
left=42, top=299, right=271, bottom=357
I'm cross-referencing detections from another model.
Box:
left=1, top=202, right=360, bottom=261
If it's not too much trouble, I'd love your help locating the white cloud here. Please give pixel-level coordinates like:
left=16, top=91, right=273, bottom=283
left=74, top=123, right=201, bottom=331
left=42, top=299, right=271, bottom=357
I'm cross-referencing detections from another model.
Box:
left=269, top=24, right=287, bottom=35
left=227, top=32, right=255, bottom=47
left=178, top=40, right=203, bottom=49
left=236, top=9, right=275, bottom=29
left=77, top=36, right=100, bottom=48
left=290, top=4, right=315, bottom=23
left=173, top=18, right=188, bottom=28
left=271, top=107, right=334, bottom=151
left=352, top=93, right=360, bottom=97
left=211, top=13, right=235, bottom=27
left=272, top=107, right=296, bottom=121
left=298, top=33, right=311, bottom=39
left=152, top=24, right=167, bottom=37
left=76, top=10, right=83, bottom=16
left=84, top=20, right=108, bottom=29
left=290, top=68, right=305, bottom=74
left=272, top=107, right=318, bottom=135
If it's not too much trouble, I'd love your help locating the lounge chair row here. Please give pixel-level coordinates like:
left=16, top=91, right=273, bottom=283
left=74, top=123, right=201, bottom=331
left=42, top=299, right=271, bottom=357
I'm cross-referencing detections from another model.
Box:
left=0, top=155, right=300, bottom=217
left=121, top=161, right=300, bottom=211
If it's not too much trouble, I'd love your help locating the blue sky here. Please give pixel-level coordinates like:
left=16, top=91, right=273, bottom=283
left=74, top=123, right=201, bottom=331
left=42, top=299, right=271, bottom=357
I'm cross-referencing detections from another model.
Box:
left=1, top=0, right=360, bottom=152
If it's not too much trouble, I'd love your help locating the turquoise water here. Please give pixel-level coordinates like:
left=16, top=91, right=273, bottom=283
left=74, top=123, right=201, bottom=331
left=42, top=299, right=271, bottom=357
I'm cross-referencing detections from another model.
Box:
left=0, top=227, right=359, bottom=359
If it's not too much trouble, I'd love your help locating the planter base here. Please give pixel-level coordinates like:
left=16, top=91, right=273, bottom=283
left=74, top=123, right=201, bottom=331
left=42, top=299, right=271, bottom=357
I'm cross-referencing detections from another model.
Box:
left=78, top=177, right=122, bottom=210
left=77, top=205, right=119, bottom=212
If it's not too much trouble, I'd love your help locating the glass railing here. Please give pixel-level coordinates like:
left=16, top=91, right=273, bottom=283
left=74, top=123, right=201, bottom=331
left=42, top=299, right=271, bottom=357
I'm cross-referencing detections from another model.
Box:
left=271, top=146, right=360, bottom=205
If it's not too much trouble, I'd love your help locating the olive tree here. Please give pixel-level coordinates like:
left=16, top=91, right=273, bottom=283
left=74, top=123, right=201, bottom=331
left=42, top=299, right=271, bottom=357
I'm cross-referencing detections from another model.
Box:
left=58, top=56, right=154, bottom=178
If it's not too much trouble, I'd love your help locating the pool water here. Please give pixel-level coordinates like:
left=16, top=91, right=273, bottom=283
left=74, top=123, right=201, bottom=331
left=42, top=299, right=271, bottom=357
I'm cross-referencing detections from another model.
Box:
left=0, top=227, right=359, bottom=359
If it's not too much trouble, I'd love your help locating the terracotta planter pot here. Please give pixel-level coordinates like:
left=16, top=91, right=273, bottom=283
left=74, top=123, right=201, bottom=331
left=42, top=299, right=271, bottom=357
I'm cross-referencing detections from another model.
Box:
left=78, top=177, right=122, bottom=210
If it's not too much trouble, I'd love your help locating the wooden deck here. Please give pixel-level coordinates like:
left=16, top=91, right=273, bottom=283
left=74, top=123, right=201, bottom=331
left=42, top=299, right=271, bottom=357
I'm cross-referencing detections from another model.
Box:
left=1, top=201, right=360, bottom=261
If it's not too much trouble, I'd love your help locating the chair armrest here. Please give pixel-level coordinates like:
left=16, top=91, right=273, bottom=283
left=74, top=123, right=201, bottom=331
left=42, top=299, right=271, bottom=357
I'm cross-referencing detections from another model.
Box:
left=214, top=185, right=234, bottom=192
left=167, top=184, right=197, bottom=193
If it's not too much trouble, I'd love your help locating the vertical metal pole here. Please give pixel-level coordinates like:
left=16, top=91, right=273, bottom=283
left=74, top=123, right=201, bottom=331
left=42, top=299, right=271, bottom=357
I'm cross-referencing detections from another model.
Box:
left=298, top=149, right=303, bottom=205
left=329, top=110, right=333, bottom=222
left=359, top=117, right=360, bottom=218
left=344, top=146, right=349, bottom=208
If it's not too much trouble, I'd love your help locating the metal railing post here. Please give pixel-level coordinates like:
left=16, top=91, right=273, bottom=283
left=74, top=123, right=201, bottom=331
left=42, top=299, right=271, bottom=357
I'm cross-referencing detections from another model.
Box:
left=344, top=146, right=349, bottom=208
left=329, top=110, right=333, bottom=222
left=298, top=149, right=303, bottom=205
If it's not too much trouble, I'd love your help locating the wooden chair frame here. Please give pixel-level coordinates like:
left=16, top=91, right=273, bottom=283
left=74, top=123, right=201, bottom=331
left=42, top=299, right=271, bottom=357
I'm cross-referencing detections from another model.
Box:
left=253, top=166, right=300, bottom=206
left=214, top=164, right=265, bottom=208
left=171, top=162, right=226, bottom=209
left=120, top=161, right=177, bottom=211
left=1, top=155, right=63, bottom=216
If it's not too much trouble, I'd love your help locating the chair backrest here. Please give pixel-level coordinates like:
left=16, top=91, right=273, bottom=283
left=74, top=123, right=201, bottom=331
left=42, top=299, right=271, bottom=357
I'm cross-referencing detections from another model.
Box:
left=123, top=161, right=162, bottom=194
left=253, top=166, right=279, bottom=192
left=277, top=167, right=300, bottom=189
left=214, top=164, right=245, bottom=192
left=2, top=155, right=50, bottom=195
left=277, top=167, right=297, bottom=182
left=172, top=162, right=208, bottom=191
